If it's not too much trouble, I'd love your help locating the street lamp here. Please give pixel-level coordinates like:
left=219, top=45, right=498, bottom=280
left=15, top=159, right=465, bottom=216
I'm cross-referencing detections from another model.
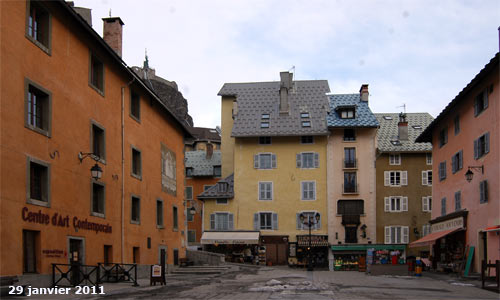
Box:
left=79, top=152, right=102, bottom=180
left=465, top=165, right=484, bottom=182
left=300, top=212, right=320, bottom=271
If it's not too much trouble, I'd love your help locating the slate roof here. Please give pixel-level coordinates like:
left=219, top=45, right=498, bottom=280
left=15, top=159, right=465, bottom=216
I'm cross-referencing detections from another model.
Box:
left=197, top=174, right=234, bottom=199
left=218, top=80, right=331, bottom=137
left=327, top=94, right=379, bottom=128
left=375, top=113, right=433, bottom=153
left=185, top=150, right=221, bottom=176
left=189, top=127, right=221, bottom=142
left=416, top=52, right=499, bottom=143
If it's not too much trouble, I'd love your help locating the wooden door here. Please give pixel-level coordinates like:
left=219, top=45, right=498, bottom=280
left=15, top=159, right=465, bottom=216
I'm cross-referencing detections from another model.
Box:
left=277, top=244, right=287, bottom=265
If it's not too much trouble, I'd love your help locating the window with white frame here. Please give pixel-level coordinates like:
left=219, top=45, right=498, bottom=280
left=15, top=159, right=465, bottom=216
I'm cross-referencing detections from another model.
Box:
left=389, top=154, right=401, bottom=165
left=253, top=212, right=278, bottom=230
left=384, top=171, right=407, bottom=186
left=254, top=153, right=276, bottom=169
left=422, top=224, right=431, bottom=237
left=422, top=196, right=432, bottom=212
left=301, top=181, right=316, bottom=200
left=259, top=182, right=273, bottom=200
left=384, top=226, right=409, bottom=244
left=384, top=196, right=408, bottom=212
left=296, top=212, right=321, bottom=230
left=426, top=153, right=432, bottom=165
left=210, top=212, right=233, bottom=231
left=421, top=170, right=432, bottom=186
left=296, top=152, right=319, bottom=168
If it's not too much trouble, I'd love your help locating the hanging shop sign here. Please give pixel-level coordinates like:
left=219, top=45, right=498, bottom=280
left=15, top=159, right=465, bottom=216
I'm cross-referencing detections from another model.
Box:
left=431, top=217, right=464, bottom=233
left=21, top=207, right=112, bottom=234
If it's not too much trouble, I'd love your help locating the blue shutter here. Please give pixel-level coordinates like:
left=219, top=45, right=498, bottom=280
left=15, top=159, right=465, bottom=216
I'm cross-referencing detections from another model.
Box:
left=316, top=213, right=321, bottom=230
left=451, top=155, right=457, bottom=173
left=228, top=213, right=234, bottom=230
left=479, top=181, right=485, bottom=203
left=314, top=153, right=319, bottom=168
left=271, top=154, right=277, bottom=168
left=459, top=150, right=463, bottom=170
left=483, top=89, right=488, bottom=109
left=210, top=214, right=215, bottom=230
left=254, top=155, right=259, bottom=168
left=254, top=213, right=259, bottom=230
left=296, top=154, right=302, bottom=168
left=485, top=132, right=490, bottom=154
left=272, top=213, right=278, bottom=230
left=474, top=139, right=478, bottom=159
left=296, top=213, right=301, bottom=230
left=474, top=96, right=479, bottom=116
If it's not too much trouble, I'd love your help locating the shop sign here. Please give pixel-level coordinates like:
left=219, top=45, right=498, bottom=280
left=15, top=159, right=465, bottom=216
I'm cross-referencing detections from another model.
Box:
left=212, top=240, right=249, bottom=244
left=297, top=235, right=328, bottom=246
left=21, top=207, right=112, bottom=234
left=42, top=249, right=65, bottom=258
left=431, top=217, right=464, bottom=233
left=152, top=265, right=162, bottom=277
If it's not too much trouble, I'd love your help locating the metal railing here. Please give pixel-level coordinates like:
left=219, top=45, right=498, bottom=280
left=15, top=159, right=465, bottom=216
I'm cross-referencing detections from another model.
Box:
left=52, top=263, right=99, bottom=287
left=342, top=184, right=358, bottom=194
left=481, top=260, right=499, bottom=292
left=97, top=263, right=138, bottom=286
left=343, top=159, right=357, bottom=169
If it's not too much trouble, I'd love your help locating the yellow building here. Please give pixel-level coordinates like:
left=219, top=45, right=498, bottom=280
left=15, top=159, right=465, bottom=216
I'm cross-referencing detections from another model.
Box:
left=200, top=72, right=331, bottom=266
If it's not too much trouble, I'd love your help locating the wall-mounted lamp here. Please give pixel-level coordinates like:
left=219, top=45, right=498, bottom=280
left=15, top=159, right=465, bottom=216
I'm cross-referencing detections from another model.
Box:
left=79, top=152, right=102, bottom=181
left=465, top=165, right=484, bottom=182
left=360, top=224, right=367, bottom=238
left=184, top=200, right=196, bottom=215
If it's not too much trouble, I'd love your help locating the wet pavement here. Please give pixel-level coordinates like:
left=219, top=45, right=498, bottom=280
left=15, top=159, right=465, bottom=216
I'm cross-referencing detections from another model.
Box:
left=10, top=265, right=499, bottom=300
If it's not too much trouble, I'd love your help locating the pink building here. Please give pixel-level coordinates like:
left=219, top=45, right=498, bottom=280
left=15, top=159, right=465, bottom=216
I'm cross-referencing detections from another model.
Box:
left=415, top=52, right=499, bottom=273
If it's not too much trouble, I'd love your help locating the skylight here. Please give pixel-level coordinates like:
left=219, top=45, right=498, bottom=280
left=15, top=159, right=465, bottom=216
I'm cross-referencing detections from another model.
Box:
left=412, top=125, right=422, bottom=129
left=383, top=116, right=393, bottom=120
left=261, top=113, right=270, bottom=120
left=301, top=121, right=311, bottom=127
left=301, top=112, right=310, bottom=118
left=260, top=122, right=269, bottom=128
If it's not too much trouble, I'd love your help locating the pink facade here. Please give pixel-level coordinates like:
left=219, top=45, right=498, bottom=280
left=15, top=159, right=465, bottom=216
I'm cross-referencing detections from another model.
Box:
left=419, top=53, right=499, bottom=272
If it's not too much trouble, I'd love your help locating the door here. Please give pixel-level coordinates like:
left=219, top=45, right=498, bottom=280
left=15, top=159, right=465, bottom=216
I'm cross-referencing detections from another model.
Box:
left=69, top=238, right=83, bottom=285
left=277, top=244, right=287, bottom=265
left=173, top=249, right=179, bottom=266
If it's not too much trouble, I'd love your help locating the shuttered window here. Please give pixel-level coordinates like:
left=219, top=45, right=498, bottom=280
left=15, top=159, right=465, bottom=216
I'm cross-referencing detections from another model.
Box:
left=384, top=196, right=408, bottom=212
left=474, top=132, right=490, bottom=159
left=384, top=171, right=407, bottom=186
left=439, top=161, right=446, bottom=181
left=422, top=170, right=432, bottom=185
left=254, top=153, right=277, bottom=169
left=254, top=212, right=278, bottom=230
left=479, top=180, right=488, bottom=203
left=210, top=213, right=234, bottom=231
left=296, top=152, right=319, bottom=168
left=296, top=212, right=321, bottom=230
left=384, top=226, right=409, bottom=244
left=259, top=182, right=273, bottom=200
left=451, top=150, right=463, bottom=174
left=422, top=196, right=432, bottom=212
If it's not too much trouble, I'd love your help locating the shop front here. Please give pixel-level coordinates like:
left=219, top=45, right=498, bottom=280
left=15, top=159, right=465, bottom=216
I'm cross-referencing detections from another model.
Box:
left=260, top=235, right=289, bottom=266
left=330, top=244, right=407, bottom=274
left=410, top=211, right=467, bottom=273
left=201, top=231, right=260, bottom=263
left=289, top=235, right=329, bottom=268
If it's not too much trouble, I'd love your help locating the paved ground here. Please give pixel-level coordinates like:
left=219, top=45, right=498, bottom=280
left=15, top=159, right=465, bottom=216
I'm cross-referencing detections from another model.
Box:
left=10, top=265, right=499, bottom=300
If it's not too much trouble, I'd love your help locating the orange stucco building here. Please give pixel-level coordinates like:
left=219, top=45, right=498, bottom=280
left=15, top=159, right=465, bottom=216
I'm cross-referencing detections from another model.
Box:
left=1, top=0, right=191, bottom=286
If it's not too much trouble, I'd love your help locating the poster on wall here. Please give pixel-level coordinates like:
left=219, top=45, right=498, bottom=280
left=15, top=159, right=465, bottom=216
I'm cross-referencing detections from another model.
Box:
left=161, top=143, right=177, bottom=195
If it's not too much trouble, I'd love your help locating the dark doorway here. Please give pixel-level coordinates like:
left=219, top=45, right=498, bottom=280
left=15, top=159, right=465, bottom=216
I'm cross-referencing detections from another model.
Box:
left=173, top=249, right=179, bottom=266
left=69, top=238, right=83, bottom=285
left=23, top=230, right=39, bottom=273
left=345, top=226, right=358, bottom=243
left=104, top=245, right=112, bottom=265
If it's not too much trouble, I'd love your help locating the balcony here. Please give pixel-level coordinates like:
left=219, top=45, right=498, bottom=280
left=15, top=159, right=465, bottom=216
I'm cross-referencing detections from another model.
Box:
left=343, top=159, right=357, bottom=169
left=342, top=184, right=358, bottom=194
left=341, top=214, right=360, bottom=225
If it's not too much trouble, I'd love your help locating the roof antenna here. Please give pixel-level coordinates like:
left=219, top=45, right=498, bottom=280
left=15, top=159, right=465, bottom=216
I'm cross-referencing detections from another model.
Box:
left=109, top=9, right=112, bottom=17
left=396, top=104, right=406, bottom=114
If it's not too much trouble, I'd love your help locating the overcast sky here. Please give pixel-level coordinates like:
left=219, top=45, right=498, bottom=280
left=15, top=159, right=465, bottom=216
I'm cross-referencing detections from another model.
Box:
left=76, top=0, right=499, bottom=128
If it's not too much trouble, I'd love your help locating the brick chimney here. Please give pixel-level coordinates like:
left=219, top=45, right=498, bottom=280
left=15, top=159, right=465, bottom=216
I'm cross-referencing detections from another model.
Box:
left=279, top=71, right=293, bottom=114
left=360, top=84, right=369, bottom=102
left=398, top=113, right=408, bottom=141
left=102, top=17, right=124, bottom=57
left=206, top=143, right=214, bottom=159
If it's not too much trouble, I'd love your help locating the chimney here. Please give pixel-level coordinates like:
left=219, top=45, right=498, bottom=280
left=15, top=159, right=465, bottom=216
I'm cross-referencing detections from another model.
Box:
left=67, top=2, right=92, bottom=26
left=279, top=71, right=293, bottom=114
left=360, top=84, right=369, bottom=102
left=102, top=17, right=124, bottom=57
left=206, top=143, right=214, bottom=160
left=398, top=113, right=408, bottom=141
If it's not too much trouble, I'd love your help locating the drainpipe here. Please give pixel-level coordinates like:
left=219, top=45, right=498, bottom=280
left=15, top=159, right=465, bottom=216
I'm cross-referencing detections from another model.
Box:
left=121, top=77, right=135, bottom=263
left=121, top=86, right=125, bottom=263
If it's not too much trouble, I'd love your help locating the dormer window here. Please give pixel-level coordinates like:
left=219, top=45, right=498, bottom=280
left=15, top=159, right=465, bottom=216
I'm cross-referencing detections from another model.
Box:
left=217, top=182, right=228, bottom=193
left=301, top=112, right=310, bottom=118
left=261, top=113, right=270, bottom=120
left=340, top=108, right=355, bottom=119
left=301, top=121, right=311, bottom=127
left=261, top=122, right=269, bottom=128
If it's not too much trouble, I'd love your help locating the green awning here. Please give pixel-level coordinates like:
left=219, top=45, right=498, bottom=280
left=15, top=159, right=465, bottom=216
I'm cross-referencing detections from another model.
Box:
left=331, top=244, right=406, bottom=251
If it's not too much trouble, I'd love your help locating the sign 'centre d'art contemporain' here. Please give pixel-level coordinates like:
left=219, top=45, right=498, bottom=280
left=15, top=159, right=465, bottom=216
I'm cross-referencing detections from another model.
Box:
left=21, top=207, right=112, bottom=234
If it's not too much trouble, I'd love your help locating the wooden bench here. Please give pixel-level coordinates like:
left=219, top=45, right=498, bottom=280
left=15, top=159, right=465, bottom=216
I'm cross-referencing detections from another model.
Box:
left=179, top=258, right=194, bottom=267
